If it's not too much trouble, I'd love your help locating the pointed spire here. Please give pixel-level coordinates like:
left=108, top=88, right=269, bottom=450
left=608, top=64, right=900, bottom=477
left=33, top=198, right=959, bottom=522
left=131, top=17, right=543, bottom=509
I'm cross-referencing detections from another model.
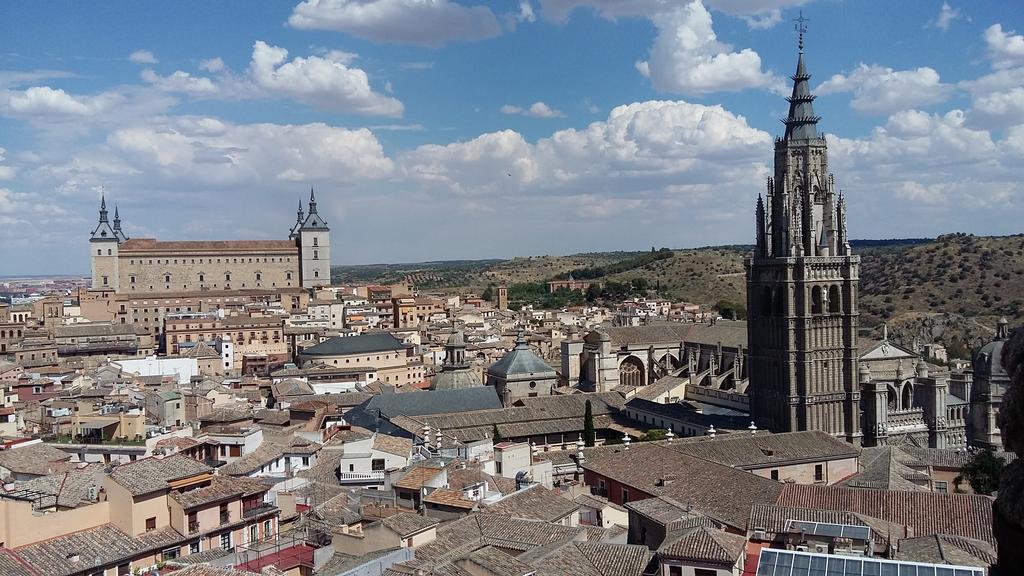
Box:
left=783, top=12, right=820, bottom=141
left=297, top=198, right=304, bottom=223
left=308, top=187, right=318, bottom=214
left=98, top=191, right=108, bottom=222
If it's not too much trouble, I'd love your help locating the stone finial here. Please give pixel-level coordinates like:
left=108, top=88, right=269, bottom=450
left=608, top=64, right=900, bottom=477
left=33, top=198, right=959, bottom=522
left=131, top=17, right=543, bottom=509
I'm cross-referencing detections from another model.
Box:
left=916, top=359, right=928, bottom=379
left=707, top=425, right=717, bottom=438
left=666, top=428, right=674, bottom=443
left=748, top=421, right=758, bottom=435
left=622, top=434, right=631, bottom=451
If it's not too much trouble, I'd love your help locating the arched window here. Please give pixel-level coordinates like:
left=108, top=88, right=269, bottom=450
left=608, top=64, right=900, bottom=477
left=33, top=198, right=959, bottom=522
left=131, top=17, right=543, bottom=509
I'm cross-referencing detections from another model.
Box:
left=887, top=386, right=897, bottom=411
left=828, top=285, right=841, bottom=313
left=762, top=287, right=773, bottom=316
left=811, top=286, right=823, bottom=315
left=902, top=383, right=913, bottom=410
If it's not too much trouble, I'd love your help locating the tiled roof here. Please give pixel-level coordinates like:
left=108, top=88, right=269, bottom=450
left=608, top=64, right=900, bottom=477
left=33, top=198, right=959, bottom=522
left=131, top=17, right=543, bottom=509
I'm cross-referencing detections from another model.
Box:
left=583, top=442, right=781, bottom=529
left=657, top=527, right=746, bottom=564
left=108, top=454, right=212, bottom=496
left=625, top=496, right=716, bottom=527
left=373, top=434, right=412, bottom=458
left=13, top=463, right=104, bottom=509
left=13, top=524, right=182, bottom=576
left=481, top=485, right=579, bottom=523
left=164, top=565, right=261, bottom=576
left=171, top=475, right=268, bottom=509
left=840, top=447, right=931, bottom=492
left=0, top=549, right=34, bottom=576
left=381, top=512, right=439, bottom=537
left=776, top=484, right=996, bottom=545
left=574, top=492, right=627, bottom=513
left=424, top=488, right=477, bottom=510
left=119, top=238, right=297, bottom=253
left=447, top=465, right=517, bottom=495
left=0, top=443, right=72, bottom=476
left=896, top=534, right=998, bottom=567
left=900, top=445, right=1017, bottom=468
left=462, top=546, right=533, bottom=576
left=669, top=430, right=859, bottom=468
left=633, top=376, right=687, bottom=401
left=603, top=324, right=691, bottom=346
left=394, top=465, right=444, bottom=490
left=253, top=409, right=291, bottom=426
left=302, top=333, right=405, bottom=356
left=529, top=542, right=653, bottom=576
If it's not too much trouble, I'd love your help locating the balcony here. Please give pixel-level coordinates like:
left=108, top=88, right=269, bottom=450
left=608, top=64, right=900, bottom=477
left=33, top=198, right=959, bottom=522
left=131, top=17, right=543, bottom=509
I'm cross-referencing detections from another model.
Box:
left=242, top=503, right=278, bottom=519
left=337, top=471, right=385, bottom=484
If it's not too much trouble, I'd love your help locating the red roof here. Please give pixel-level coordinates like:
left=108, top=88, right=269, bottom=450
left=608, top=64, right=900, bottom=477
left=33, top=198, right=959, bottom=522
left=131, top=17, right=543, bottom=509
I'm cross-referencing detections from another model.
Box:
left=119, top=238, right=297, bottom=253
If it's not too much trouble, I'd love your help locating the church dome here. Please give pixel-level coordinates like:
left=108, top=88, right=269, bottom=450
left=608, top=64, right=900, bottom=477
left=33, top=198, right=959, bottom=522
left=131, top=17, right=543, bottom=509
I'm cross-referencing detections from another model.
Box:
left=446, top=331, right=465, bottom=347
left=487, top=332, right=554, bottom=379
left=974, top=318, right=1010, bottom=377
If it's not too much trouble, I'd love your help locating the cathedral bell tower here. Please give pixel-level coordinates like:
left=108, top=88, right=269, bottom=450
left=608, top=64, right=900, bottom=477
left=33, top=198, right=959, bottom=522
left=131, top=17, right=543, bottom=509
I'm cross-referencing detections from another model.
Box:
left=746, top=25, right=862, bottom=443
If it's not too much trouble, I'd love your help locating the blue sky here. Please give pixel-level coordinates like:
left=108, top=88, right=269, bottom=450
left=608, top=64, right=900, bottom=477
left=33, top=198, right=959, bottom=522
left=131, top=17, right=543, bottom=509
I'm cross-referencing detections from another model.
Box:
left=1, top=0, right=1022, bottom=274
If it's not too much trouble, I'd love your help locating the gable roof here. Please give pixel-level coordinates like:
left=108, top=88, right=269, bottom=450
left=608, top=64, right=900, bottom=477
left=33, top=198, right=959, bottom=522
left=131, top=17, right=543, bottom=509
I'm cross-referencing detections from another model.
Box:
left=582, top=442, right=782, bottom=529
left=302, top=333, right=405, bottom=357
left=108, top=454, right=212, bottom=496
left=669, top=430, right=859, bottom=469
left=657, top=526, right=746, bottom=565
left=0, top=443, right=72, bottom=476
left=481, top=485, right=579, bottom=523
left=354, top=386, right=503, bottom=422
left=776, top=484, right=996, bottom=545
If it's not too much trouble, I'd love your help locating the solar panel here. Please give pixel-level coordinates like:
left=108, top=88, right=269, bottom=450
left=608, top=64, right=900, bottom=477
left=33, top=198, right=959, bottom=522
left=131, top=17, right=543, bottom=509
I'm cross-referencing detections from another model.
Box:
left=754, top=549, right=986, bottom=576
left=786, top=520, right=872, bottom=541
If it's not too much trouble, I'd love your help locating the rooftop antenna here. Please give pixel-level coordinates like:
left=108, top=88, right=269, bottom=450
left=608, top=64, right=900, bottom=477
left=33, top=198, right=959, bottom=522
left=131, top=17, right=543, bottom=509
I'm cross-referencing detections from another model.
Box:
left=794, top=11, right=809, bottom=52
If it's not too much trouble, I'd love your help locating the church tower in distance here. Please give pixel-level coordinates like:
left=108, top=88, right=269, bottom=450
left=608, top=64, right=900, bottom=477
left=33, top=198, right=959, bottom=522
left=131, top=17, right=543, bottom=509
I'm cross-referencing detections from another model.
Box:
left=746, top=29, right=861, bottom=443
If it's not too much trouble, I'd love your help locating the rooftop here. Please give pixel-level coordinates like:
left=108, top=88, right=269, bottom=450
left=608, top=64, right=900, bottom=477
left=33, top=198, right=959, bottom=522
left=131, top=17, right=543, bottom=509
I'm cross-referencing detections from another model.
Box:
left=108, top=454, right=212, bottom=496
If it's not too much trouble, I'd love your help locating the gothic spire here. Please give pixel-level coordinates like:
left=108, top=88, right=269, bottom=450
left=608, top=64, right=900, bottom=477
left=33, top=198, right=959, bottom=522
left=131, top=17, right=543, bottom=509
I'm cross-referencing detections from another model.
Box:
left=308, top=187, right=318, bottom=214
left=783, top=13, right=820, bottom=141
left=297, top=199, right=304, bottom=223
left=99, top=192, right=108, bottom=222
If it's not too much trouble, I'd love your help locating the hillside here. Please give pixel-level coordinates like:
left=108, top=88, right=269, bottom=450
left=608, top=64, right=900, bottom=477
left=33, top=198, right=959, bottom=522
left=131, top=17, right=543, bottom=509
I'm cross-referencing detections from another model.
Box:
left=332, top=234, right=1024, bottom=354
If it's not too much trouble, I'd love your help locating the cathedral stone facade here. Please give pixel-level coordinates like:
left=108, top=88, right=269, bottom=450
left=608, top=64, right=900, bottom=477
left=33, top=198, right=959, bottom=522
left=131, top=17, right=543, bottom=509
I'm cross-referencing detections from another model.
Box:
left=746, top=36, right=861, bottom=442
left=89, top=189, right=331, bottom=293
left=745, top=37, right=997, bottom=450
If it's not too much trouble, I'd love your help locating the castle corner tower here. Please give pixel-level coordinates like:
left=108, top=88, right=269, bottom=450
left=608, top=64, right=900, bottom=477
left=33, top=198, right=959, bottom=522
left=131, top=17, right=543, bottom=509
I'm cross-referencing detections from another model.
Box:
left=746, top=28, right=861, bottom=443
left=298, top=188, right=331, bottom=288
left=89, top=193, right=122, bottom=290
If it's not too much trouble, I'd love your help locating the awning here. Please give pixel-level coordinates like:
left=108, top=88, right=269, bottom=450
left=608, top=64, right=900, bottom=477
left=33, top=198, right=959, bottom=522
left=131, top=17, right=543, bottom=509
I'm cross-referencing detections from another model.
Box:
left=78, top=418, right=119, bottom=430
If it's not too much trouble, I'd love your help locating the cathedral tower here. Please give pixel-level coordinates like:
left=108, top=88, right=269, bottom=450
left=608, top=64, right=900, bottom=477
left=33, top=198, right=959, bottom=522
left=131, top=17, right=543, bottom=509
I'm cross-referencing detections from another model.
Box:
left=298, top=188, right=331, bottom=287
left=746, top=30, right=861, bottom=442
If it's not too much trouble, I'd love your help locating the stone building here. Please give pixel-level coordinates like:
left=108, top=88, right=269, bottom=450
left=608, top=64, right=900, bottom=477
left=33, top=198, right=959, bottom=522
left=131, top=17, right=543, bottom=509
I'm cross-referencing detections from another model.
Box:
left=486, top=332, right=558, bottom=406
left=745, top=34, right=860, bottom=441
left=743, top=35, right=988, bottom=449
left=970, top=318, right=1010, bottom=450
left=431, top=332, right=483, bottom=391
left=89, top=189, right=331, bottom=293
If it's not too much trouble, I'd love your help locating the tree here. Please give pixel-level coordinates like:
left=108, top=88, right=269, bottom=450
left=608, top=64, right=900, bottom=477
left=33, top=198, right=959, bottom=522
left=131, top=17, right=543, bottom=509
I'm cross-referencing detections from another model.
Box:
left=583, top=399, right=596, bottom=447
left=640, top=429, right=666, bottom=442
left=482, top=284, right=495, bottom=302
left=491, top=423, right=503, bottom=444
left=955, top=449, right=1005, bottom=495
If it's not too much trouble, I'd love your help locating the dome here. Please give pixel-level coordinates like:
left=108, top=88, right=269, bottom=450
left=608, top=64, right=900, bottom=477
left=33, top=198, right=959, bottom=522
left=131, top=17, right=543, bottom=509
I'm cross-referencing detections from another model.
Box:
left=487, top=332, right=555, bottom=379
left=974, top=318, right=1010, bottom=378
left=446, top=331, right=466, bottom=347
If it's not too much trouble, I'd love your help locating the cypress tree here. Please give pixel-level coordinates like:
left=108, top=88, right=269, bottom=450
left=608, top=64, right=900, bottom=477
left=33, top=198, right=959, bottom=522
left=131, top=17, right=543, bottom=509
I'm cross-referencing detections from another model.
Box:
left=583, top=399, right=596, bottom=447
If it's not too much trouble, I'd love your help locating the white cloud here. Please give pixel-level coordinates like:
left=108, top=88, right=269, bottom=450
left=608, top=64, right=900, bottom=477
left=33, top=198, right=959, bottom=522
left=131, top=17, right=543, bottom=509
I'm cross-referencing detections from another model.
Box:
left=984, top=24, right=1024, bottom=70
left=288, top=0, right=502, bottom=47
left=199, top=57, right=226, bottom=73
left=501, top=101, right=565, bottom=118
left=0, top=148, right=15, bottom=181
left=636, top=1, right=780, bottom=95
left=129, top=50, right=158, bottom=65
left=517, top=1, right=537, bottom=23
left=538, top=0, right=806, bottom=28
left=404, top=99, right=770, bottom=198
left=141, top=69, right=219, bottom=96
left=105, top=118, right=394, bottom=185
left=247, top=41, right=403, bottom=116
left=970, top=87, right=1024, bottom=127
left=930, top=2, right=961, bottom=32
left=817, top=64, right=952, bottom=115
left=5, top=86, right=94, bottom=116
left=399, top=61, right=434, bottom=70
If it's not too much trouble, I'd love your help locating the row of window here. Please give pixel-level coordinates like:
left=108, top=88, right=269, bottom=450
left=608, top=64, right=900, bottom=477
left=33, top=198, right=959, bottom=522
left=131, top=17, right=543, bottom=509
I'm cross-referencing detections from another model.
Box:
left=132, top=271, right=292, bottom=284
left=126, top=257, right=293, bottom=265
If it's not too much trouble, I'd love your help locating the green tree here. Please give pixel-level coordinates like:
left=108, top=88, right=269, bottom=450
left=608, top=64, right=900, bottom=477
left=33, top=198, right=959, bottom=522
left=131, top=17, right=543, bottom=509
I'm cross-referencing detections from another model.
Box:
left=955, top=449, right=1005, bottom=495
left=640, top=429, right=667, bottom=442
left=583, top=400, right=596, bottom=447
left=482, top=284, right=495, bottom=302
left=585, top=283, right=602, bottom=303
left=491, top=423, right=503, bottom=444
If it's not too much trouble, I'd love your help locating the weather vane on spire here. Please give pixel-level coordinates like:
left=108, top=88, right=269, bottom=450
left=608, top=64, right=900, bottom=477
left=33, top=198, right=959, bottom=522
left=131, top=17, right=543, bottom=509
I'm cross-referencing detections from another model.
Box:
left=794, top=11, right=809, bottom=52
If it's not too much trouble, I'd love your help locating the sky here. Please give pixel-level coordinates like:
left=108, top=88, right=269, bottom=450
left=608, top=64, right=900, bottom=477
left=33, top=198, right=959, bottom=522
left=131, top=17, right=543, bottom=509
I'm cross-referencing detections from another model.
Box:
left=1, top=0, right=1023, bottom=274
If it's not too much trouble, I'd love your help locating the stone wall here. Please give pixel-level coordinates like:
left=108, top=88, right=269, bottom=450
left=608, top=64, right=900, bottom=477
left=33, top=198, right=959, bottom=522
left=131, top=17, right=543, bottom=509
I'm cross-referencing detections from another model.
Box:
left=117, top=247, right=300, bottom=293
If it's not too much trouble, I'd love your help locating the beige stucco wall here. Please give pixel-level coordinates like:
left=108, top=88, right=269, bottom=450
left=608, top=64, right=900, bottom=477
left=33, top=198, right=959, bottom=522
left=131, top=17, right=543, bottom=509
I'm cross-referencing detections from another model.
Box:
left=0, top=499, right=111, bottom=548
left=116, top=248, right=300, bottom=293
left=750, top=457, right=858, bottom=485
